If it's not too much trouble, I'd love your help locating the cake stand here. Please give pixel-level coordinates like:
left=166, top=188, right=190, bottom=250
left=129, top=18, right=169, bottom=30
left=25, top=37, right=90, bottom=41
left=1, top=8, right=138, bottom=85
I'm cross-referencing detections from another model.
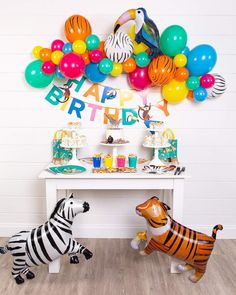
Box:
left=60, top=143, right=86, bottom=167
left=100, top=143, right=129, bottom=168
left=143, top=143, right=170, bottom=166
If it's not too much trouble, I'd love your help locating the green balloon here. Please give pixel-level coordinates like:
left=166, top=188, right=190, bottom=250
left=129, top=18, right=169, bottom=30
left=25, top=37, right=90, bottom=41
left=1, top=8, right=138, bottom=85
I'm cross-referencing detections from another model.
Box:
left=135, top=52, right=150, bottom=67
left=160, top=25, right=187, bottom=57
left=98, top=58, right=113, bottom=74
left=86, top=34, right=100, bottom=51
left=25, top=60, right=54, bottom=88
left=186, top=76, right=200, bottom=90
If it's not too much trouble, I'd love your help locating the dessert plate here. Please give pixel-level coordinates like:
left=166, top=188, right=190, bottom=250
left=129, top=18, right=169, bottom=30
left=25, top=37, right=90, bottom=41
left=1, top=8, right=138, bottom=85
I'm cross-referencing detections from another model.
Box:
left=49, top=165, right=86, bottom=174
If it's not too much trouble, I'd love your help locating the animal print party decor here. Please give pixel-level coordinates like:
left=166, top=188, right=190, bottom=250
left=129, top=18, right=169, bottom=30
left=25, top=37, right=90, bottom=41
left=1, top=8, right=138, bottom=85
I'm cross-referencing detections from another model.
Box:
left=25, top=7, right=226, bottom=108
left=0, top=195, right=93, bottom=284
left=131, top=196, right=223, bottom=283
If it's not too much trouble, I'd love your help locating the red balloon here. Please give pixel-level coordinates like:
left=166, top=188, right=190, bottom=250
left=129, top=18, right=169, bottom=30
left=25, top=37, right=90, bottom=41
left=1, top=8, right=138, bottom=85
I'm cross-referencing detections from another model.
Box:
left=200, top=74, right=215, bottom=88
left=42, top=61, right=56, bottom=75
left=89, top=49, right=103, bottom=63
left=59, top=52, right=85, bottom=79
left=128, top=66, right=151, bottom=91
left=51, top=39, right=65, bottom=51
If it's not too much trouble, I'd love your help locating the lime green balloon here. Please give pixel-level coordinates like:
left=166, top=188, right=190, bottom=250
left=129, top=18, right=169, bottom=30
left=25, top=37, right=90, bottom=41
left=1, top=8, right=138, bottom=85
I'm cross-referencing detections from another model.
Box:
left=86, top=34, right=100, bottom=51
left=160, top=25, right=187, bottom=57
left=135, top=52, right=150, bottom=67
left=25, top=60, right=54, bottom=88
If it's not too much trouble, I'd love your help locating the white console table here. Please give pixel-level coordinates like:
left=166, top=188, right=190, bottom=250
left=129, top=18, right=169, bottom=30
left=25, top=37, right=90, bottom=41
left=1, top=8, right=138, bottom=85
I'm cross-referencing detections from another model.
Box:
left=39, top=170, right=188, bottom=274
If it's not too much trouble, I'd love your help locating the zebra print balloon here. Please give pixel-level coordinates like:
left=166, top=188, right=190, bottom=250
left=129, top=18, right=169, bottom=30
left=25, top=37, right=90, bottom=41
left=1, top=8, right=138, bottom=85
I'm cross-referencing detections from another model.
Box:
left=207, top=74, right=226, bottom=99
left=0, top=194, right=93, bottom=284
left=105, top=31, right=134, bottom=63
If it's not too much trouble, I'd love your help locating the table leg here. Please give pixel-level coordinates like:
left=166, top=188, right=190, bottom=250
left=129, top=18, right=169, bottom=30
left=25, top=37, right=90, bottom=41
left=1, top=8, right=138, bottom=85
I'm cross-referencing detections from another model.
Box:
left=170, top=179, right=184, bottom=273
left=45, top=180, right=60, bottom=273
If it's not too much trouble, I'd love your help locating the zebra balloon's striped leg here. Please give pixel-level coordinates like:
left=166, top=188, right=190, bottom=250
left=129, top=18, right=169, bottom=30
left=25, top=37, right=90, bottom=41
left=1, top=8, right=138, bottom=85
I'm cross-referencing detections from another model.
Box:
left=69, top=254, right=79, bottom=264
left=22, top=268, right=35, bottom=280
left=69, top=239, right=93, bottom=260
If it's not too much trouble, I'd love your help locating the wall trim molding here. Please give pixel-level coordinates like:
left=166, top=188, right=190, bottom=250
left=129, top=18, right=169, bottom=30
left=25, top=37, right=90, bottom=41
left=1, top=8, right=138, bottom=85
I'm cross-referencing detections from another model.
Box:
left=0, top=223, right=234, bottom=239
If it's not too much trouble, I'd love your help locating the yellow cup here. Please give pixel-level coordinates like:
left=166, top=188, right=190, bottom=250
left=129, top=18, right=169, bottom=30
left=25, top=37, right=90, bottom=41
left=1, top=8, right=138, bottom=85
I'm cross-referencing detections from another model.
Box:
left=104, top=156, right=113, bottom=168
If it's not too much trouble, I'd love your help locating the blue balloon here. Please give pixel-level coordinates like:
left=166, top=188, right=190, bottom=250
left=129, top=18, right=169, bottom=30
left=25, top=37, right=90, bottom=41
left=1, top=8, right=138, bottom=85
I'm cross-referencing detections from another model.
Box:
left=55, top=67, right=65, bottom=80
left=85, top=63, right=107, bottom=83
left=186, top=44, right=217, bottom=76
left=194, top=87, right=208, bottom=102
left=181, top=46, right=190, bottom=56
left=62, top=42, right=72, bottom=54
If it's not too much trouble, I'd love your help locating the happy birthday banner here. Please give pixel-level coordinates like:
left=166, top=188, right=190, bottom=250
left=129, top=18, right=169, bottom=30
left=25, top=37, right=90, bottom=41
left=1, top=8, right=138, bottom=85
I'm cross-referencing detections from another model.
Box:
left=45, top=76, right=169, bottom=125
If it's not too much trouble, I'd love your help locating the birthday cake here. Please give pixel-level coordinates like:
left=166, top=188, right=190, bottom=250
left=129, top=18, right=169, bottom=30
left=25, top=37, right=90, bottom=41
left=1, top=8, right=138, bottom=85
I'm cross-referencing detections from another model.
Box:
left=59, top=122, right=87, bottom=148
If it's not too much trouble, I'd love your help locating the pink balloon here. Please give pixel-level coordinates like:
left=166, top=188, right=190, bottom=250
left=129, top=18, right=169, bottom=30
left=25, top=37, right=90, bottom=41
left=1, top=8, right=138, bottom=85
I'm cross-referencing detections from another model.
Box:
left=59, top=52, right=85, bottom=79
left=128, top=66, right=151, bottom=91
left=89, top=49, right=103, bottom=63
left=42, top=61, right=56, bottom=75
left=51, top=39, right=65, bottom=51
left=200, top=74, right=215, bottom=88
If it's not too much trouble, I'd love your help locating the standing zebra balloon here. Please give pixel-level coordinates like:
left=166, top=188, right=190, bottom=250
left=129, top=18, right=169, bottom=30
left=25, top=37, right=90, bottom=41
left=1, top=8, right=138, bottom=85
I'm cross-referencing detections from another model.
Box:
left=0, top=194, right=93, bottom=284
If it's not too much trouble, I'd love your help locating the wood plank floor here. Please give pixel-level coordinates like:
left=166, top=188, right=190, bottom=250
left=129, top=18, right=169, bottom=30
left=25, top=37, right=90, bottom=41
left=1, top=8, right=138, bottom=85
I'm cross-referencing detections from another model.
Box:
left=0, top=238, right=235, bottom=295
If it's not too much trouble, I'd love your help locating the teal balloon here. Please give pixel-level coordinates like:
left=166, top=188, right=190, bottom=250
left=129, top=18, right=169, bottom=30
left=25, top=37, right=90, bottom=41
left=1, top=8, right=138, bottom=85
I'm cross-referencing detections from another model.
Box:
left=194, top=87, right=208, bottom=102
left=135, top=52, right=150, bottom=67
left=186, top=44, right=217, bottom=76
left=160, top=25, right=187, bottom=57
left=25, top=60, right=54, bottom=88
left=86, top=34, right=100, bottom=51
left=186, top=76, right=200, bottom=90
left=99, top=58, right=113, bottom=74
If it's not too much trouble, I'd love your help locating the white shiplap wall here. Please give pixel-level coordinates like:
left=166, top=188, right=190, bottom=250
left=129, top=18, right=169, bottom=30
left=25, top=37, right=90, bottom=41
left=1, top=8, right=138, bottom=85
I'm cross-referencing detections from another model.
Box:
left=0, top=0, right=235, bottom=238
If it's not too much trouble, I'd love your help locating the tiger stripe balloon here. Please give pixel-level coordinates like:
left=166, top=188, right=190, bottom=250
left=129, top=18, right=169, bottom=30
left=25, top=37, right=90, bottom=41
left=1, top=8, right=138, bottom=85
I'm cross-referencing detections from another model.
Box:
left=131, top=197, right=223, bottom=283
left=148, top=55, right=176, bottom=86
left=104, top=31, right=133, bottom=63
left=64, top=15, right=92, bottom=42
left=207, top=73, right=226, bottom=99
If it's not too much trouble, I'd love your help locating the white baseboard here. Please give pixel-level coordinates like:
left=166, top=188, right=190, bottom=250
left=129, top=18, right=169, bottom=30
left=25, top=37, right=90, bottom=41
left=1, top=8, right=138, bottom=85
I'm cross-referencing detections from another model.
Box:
left=0, top=223, right=234, bottom=239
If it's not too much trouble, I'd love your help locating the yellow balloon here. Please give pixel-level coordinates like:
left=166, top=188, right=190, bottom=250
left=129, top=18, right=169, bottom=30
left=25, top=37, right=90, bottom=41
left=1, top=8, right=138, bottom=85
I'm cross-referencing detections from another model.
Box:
left=128, top=25, right=148, bottom=55
left=32, top=46, right=42, bottom=59
left=51, top=50, right=64, bottom=65
left=72, top=40, right=86, bottom=54
left=110, top=63, right=123, bottom=77
left=173, top=54, right=187, bottom=68
left=162, top=79, right=188, bottom=104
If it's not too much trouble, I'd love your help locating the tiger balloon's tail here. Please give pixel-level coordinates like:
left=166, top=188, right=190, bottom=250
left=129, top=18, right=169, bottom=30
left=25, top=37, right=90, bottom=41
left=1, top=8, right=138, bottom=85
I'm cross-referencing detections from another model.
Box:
left=212, top=224, right=223, bottom=239
left=0, top=246, right=8, bottom=255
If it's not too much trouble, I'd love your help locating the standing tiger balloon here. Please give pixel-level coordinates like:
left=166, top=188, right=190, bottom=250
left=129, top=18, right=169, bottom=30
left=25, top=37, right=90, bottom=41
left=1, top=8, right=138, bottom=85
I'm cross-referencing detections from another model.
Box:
left=148, top=55, right=176, bottom=86
left=64, top=15, right=92, bottom=42
left=131, top=196, right=223, bottom=283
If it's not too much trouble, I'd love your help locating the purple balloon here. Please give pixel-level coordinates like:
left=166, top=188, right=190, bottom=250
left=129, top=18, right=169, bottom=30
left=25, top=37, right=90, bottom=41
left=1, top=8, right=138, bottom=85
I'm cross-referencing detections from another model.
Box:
left=128, top=66, right=151, bottom=91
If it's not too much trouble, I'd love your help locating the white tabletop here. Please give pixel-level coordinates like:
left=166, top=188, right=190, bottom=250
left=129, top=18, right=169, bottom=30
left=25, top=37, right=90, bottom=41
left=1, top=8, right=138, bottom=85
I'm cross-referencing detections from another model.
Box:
left=39, top=167, right=189, bottom=180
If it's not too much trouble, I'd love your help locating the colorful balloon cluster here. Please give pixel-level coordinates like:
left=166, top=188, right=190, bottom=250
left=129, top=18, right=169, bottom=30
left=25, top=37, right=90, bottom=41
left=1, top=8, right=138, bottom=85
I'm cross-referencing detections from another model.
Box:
left=25, top=11, right=226, bottom=104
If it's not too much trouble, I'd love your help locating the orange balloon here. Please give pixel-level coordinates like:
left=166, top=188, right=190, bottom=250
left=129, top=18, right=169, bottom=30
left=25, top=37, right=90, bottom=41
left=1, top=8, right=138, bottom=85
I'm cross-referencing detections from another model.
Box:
left=81, top=51, right=90, bottom=65
left=187, top=90, right=194, bottom=101
left=123, top=57, right=136, bottom=73
left=175, top=67, right=189, bottom=82
left=39, top=48, right=52, bottom=62
left=148, top=55, right=176, bottom=87
left=64, top=15, right=92, bottom=42
left=98, top=41, right=106, bottom=57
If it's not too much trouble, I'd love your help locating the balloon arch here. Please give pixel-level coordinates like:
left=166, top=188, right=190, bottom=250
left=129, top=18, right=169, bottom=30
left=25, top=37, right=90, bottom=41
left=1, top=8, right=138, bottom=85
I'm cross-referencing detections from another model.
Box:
left=25, top=8, right=226, bottom=104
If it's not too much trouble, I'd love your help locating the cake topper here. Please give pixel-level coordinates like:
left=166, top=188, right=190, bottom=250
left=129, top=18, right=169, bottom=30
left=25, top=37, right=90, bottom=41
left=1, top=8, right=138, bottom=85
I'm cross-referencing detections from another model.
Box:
left=104, top=114, right=122, bottom=128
